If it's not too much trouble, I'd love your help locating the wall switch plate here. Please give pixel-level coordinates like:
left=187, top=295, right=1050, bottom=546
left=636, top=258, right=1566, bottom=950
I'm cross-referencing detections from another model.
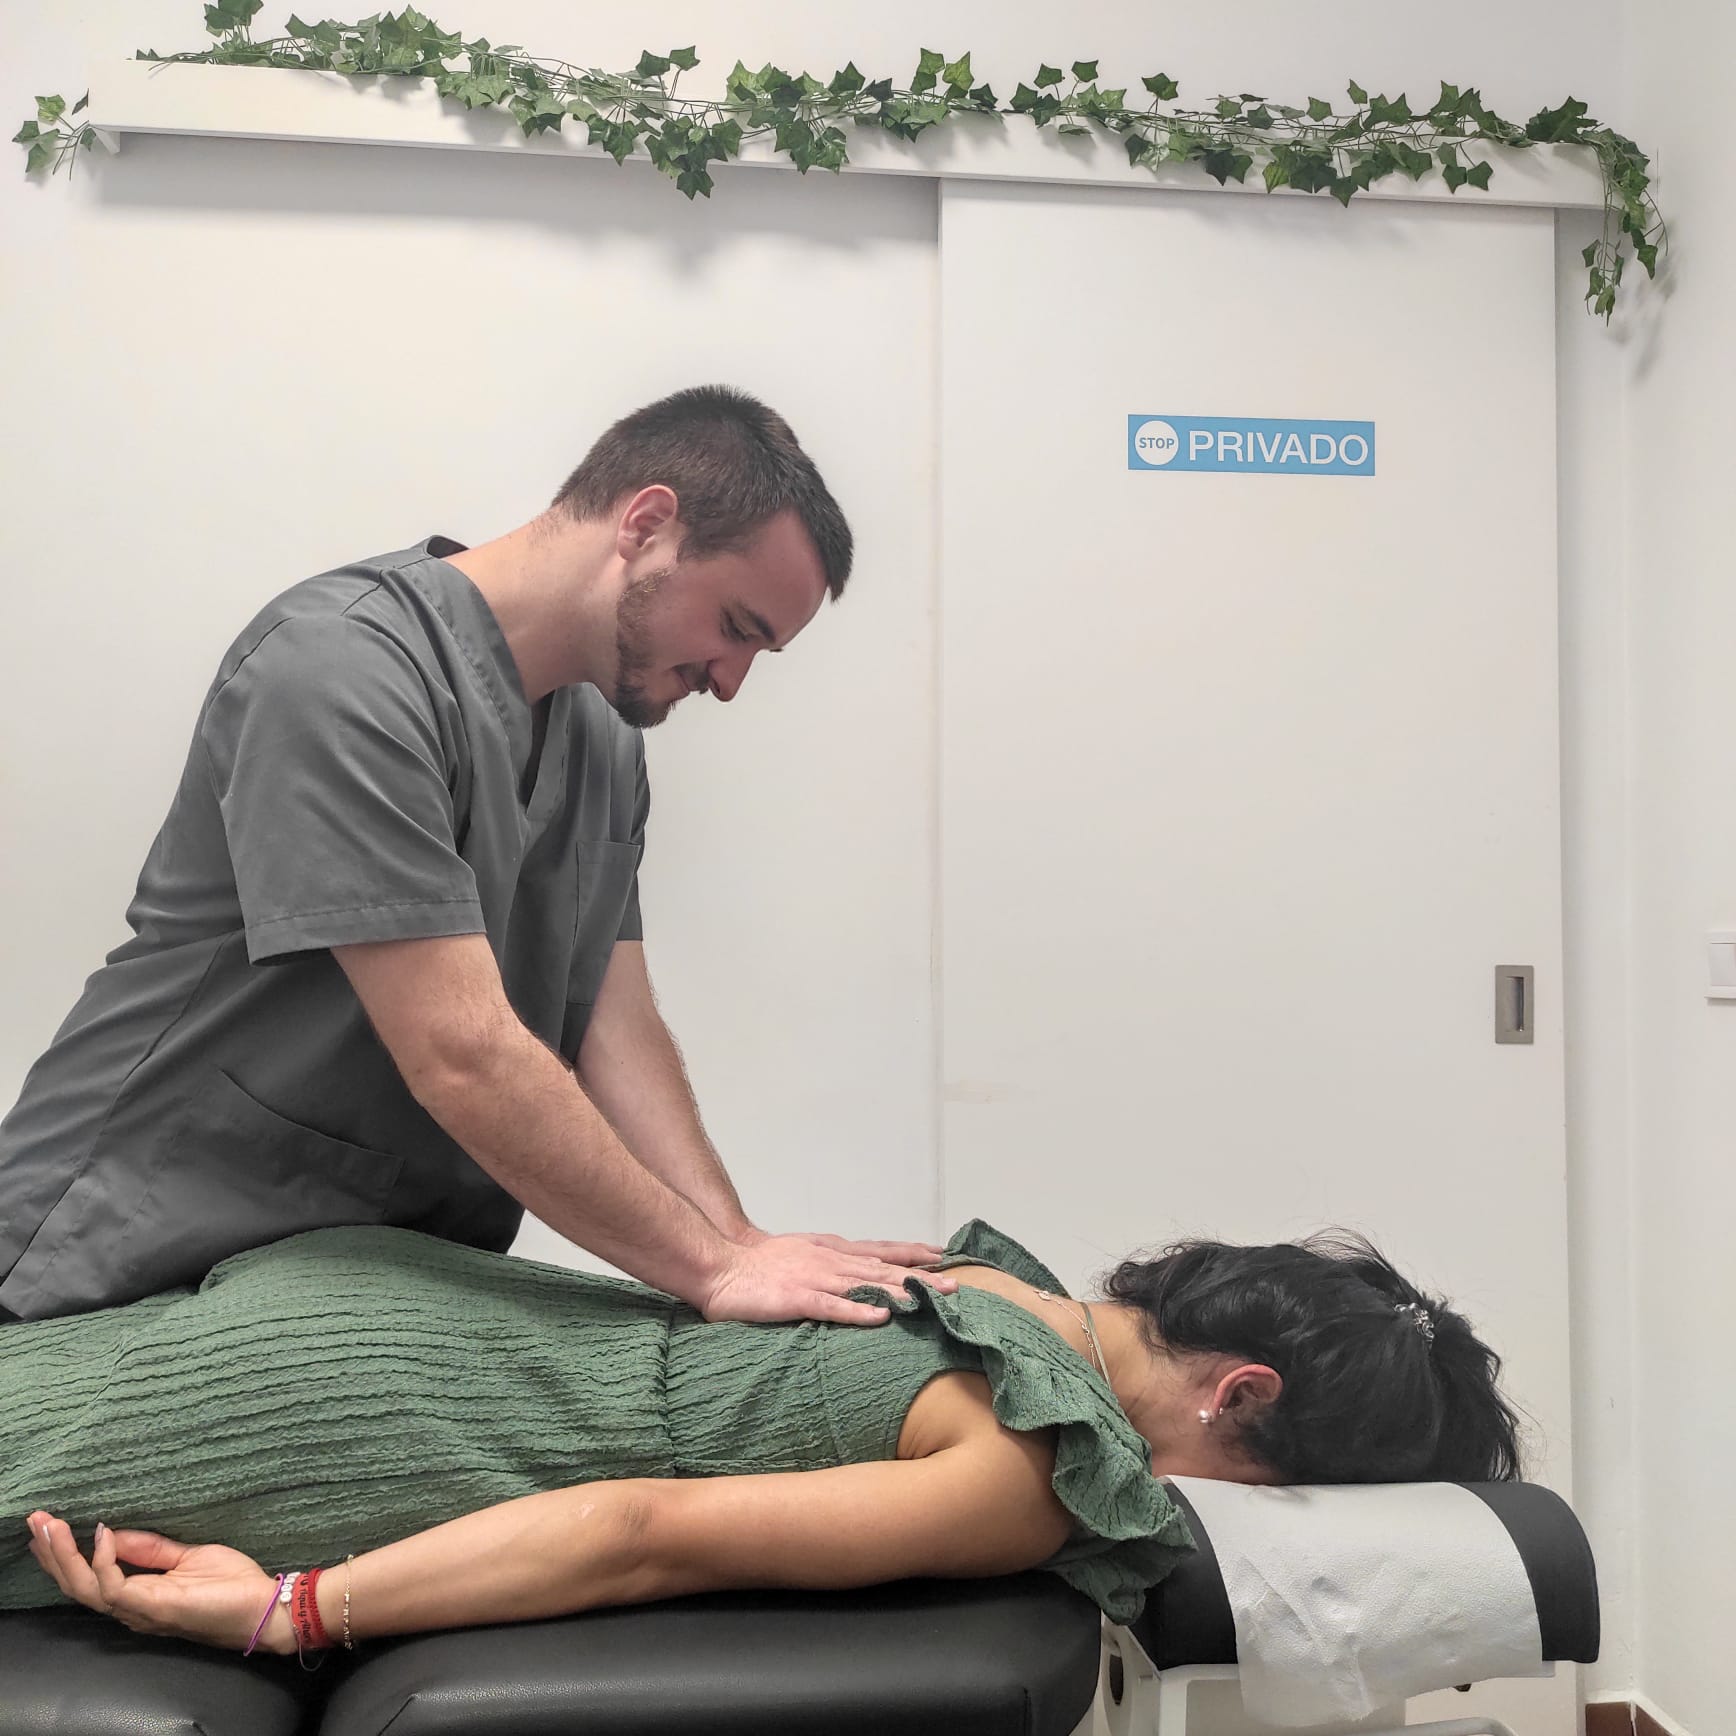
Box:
left=1709, top=931, right=1736, bottom=1001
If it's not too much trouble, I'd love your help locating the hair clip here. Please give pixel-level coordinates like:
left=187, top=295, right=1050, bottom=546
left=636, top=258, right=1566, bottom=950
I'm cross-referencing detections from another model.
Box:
left=1396, top=1300, right=1435, bottom=1343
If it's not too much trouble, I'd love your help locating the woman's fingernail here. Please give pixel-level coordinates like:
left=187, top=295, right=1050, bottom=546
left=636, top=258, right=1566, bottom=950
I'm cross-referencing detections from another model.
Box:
left=95, top=1522, right=108, bottom=1544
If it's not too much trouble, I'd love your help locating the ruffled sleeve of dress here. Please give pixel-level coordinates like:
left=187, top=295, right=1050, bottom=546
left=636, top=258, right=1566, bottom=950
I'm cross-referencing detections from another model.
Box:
left=851, top=1217, right=1195, bottom=1624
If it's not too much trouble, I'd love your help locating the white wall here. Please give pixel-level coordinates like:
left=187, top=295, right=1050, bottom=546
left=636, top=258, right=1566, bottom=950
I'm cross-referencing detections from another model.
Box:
left=1556, top=206, right=1639, bottom=1707
left=4, top=1, right=1656, bottom=1726
left=0, top=2, right=943, bottom=1254
left=1615, top=8, right=1736, bottom=1732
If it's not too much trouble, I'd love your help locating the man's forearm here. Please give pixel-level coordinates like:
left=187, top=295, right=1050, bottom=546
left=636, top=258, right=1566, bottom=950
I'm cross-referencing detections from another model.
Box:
left=416, top=1022, right=733, bottom=1302
left=576, top=994, right=756, bottom=1242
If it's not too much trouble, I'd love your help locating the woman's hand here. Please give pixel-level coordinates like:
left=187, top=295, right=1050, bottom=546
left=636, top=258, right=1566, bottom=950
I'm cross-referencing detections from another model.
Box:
left=25, top=1509, right=287, bottom=1653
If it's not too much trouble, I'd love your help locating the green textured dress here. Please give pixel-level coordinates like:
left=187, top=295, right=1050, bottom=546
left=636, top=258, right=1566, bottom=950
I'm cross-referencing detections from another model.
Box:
left=0, top=1217, right=1192, bottom=1621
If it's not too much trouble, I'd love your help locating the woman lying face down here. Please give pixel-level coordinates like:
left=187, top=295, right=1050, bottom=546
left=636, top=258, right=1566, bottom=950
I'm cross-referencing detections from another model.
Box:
left=10, top=1217, right=1521, bottom=1658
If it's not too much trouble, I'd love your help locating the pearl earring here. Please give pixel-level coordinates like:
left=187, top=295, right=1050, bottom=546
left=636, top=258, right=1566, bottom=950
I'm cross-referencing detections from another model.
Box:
left=1198, top=1408, right=1216, bottom=1426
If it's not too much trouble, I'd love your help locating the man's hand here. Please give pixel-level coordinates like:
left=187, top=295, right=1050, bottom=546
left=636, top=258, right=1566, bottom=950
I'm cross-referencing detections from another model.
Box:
left=732, top=1224, right=953, bottom=1265
left=702, top=1232, right=959, bottom=1327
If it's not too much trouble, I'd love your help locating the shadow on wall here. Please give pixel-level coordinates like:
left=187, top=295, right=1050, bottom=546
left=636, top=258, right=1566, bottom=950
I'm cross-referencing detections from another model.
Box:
left=83, top=126, right=935, bottom=271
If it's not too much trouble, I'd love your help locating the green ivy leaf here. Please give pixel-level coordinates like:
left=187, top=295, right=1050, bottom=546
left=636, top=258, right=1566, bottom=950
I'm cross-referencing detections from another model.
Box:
left=35, top=95, right=66, bottom=124
left=633, top=50, right=672, bottom=80
left=1201, top=145, right=1252, bottom=184
left=1636, top=241, right=1658, bottom=277
left=1394, top=141, right=1432, bottom=179
left=759, top=65, right=805, bottom=107
left=1436, top=142, right=1459, bottom=168
left=1245, top=104, right=1274, bottom=129
left=1263, top=156, right=1289, bottom=190
left=25, top=136, right=57, bottom=173
left=941, top=52, right=973, bottom=92
left=13, top=119, right=40, bottom=143
left=1058, top=122, right=1090, bottom=137
left=1285, top=148, right=1336, bottom=194
left=1347, top=79, right=1368, bottom=104
left=1124, top=132, right=1155, bottom=165
left=1306, top=96, right=1332, bottom=122
left=815, top=124, right=848, bottom=170
left=1142, top=73, right=1179, bottom=101
left=1525, top=97, right=1592, bottom=142
left=1012, top=89, right=1063, bottom=127
left=669, top=46, right=700, bottom=72
left=1464, top=160, right=1493, bottom=190
left=912, top=48, right=944, bottom=93
left=1442, top=160, right=1469, bottom=192
left=1033, top=64, right=1065, bottom=89
left=828, top=61, right=864, bottom=96
left=511, top=90, right=566, bottom=134
left=1163, top=123, right=1199, bottom=162
left=203, top=0, right=263, bottom=36
left=1214, top=96, right=1240, bottom=119
left=1071, top=59, right=1099, bottom=82
left=1331, top=176, right=1359, bottom=207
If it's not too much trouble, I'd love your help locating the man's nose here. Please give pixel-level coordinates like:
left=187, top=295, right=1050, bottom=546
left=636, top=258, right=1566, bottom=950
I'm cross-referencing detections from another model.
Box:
left=707, top=650, right=757, bottom=703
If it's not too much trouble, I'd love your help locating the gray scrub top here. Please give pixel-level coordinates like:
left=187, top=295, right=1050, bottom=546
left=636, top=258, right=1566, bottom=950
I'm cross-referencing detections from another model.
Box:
left=0, top=536, right=648, bottom=1320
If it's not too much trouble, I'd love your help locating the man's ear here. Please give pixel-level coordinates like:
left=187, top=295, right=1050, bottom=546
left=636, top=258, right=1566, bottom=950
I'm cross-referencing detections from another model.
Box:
left=615, top=485, right=680, bottom=558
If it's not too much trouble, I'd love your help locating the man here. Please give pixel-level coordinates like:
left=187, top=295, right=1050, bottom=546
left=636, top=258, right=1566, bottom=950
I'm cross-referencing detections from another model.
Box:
left=0, top=386, right=954, bottom=1322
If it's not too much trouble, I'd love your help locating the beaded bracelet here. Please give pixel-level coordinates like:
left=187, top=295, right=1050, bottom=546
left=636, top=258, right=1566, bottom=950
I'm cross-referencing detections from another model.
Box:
left=246, top=1557, right=357, bottom=1663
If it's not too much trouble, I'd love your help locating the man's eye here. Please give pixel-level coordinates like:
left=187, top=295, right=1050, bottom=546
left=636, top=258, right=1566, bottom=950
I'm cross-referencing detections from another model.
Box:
left=723, top=616, right=751, bottom=643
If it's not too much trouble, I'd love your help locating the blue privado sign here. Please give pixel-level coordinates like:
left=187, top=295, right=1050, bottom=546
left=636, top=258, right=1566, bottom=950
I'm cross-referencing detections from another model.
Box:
left=1128, top=415, right=1376, bottom=475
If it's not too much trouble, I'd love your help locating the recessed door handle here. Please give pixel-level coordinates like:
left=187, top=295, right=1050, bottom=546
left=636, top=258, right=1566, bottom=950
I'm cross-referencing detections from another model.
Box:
left=1495, top=966, right=1535, bottom=1044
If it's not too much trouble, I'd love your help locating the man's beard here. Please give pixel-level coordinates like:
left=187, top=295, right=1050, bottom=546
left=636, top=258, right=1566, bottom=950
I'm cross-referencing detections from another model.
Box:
left=612, top=563, right=678, bottom=729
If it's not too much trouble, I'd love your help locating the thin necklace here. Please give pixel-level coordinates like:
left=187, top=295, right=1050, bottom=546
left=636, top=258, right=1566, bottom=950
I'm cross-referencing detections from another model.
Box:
left=1033, top=1288, right=1108, bottom=1381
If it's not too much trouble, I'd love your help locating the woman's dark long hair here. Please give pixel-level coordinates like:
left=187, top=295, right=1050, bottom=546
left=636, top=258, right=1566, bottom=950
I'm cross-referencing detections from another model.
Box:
left=1099, top=1234, right=1524, bottom=1484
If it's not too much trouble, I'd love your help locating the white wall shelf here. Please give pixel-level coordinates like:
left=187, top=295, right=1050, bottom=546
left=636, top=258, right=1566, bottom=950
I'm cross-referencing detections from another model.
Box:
left=85, top=59, right=1608, bottom=210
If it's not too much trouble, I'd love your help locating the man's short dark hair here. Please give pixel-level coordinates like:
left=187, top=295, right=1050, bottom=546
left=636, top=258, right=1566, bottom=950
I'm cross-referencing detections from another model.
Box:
left=551, top=386, right=853, bottom=598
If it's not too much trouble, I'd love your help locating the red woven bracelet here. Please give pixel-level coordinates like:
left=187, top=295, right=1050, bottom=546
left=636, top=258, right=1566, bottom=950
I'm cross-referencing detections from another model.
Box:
left=291, top=1564, right=332, bottom=1653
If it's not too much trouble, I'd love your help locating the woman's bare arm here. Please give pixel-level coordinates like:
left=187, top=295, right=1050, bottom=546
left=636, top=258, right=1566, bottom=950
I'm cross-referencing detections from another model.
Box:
left=27, top=1402, right=1072, bottom=1651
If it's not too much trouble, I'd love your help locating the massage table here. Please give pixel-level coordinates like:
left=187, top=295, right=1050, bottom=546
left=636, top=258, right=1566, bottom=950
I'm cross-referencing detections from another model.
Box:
left=0, top=1480, right=1598, bottom=1736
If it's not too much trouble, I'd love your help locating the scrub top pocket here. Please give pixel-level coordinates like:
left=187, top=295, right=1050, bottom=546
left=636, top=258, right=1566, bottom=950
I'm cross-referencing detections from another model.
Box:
left=146, top=1067, right=406, bottom=1276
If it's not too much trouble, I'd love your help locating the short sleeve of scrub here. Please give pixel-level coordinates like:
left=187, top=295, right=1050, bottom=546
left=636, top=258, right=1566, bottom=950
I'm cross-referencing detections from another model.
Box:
left=202, top=614, right=484, bottom=964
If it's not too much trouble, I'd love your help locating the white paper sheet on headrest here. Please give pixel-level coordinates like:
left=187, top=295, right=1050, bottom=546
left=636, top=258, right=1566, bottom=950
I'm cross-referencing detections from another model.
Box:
left=1166, top=1478, right=1544, bottom=1726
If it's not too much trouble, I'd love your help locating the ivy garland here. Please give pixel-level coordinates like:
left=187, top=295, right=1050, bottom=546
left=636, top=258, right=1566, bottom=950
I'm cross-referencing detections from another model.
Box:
left=16, top=1, right=1663, bottom=318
